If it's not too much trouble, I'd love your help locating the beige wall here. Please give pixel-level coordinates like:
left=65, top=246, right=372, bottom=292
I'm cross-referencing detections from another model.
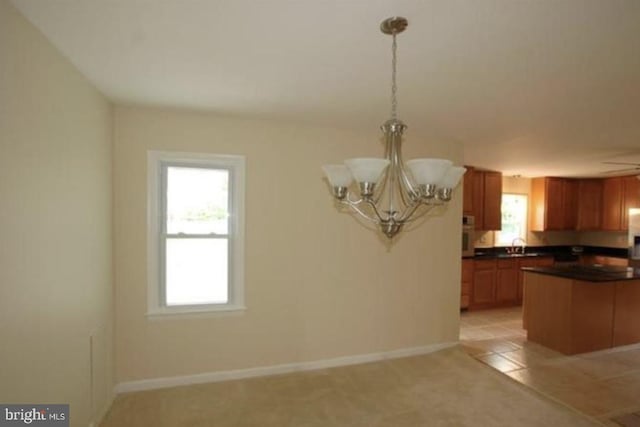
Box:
left=0, top=1, right=113, bottom=426
left=113, top=106, right=463, bottom=383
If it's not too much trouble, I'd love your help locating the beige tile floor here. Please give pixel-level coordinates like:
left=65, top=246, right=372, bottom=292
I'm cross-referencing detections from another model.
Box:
left=101, top=338, right=599, bottom=426
left=98, top=306, right=640, bottom=427
left=459, top=306, right=640, bottom=426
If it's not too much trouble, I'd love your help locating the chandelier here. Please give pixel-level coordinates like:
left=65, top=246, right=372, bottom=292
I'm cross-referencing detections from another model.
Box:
left=322, top=17, right=466, bottom=239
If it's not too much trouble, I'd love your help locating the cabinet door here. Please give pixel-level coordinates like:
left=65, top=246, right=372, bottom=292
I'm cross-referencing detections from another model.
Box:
left=462, top=167, right=474, bottom=215
left=545, top=178, right=565, bottom=230
left=472, top=270, right=496, bottom=304
left=461, top=259, right=474, bottom=309
left=577, top=179, right=603, bottom=230
left=472, top=260, right=496, bottom=305
left=496, top=260, right=518, bottom=303
left=536, top=257, right=554, bottom=267
left=562, top=179, right=579, bottom=230
left=483, top=172, right=503, bottom=230
left=622, top=176, right=640, bottom=229
left=462, top=259, right=474, bottom=282
left=472, top=172, right=485, bottom=231
left=602, top=177, right=623, bottom=231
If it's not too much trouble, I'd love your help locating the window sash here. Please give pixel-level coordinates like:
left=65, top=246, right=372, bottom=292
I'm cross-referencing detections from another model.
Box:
left=161, top=163, right=233, bottom=237
left=161, top=236, right=231, bottom=307
left=159, top=162, right=234, bottom=308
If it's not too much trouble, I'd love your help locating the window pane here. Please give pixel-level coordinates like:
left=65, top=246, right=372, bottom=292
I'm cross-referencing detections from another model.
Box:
left=165, top=238, right=228, bottom=306
left=166, top=166, right=229, bottom=235
left=496, top=194, right=528, bottom=246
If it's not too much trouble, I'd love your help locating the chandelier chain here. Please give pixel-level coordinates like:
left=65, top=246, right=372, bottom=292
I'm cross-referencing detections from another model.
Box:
left=391, top=32, right=398, bottom=120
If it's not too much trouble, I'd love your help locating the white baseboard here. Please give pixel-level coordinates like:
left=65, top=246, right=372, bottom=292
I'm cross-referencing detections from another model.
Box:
left=115, top=341, right=457, bottom=394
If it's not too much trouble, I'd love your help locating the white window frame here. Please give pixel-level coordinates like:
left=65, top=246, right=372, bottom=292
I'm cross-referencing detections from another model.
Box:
left=147, top=150, right=245, bottom=316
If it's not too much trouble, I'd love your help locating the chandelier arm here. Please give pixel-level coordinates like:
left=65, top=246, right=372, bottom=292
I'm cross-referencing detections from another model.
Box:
left=399, top=202, right=443, bottom=224
left=397, top=163, right=419, bottom=198
left=363, top=198, right=389, bottom=223
left=339, top=199, right=381, bottom=224
left=396, top=200, right=423, bottom=223
left=372, top=168, right=389, bottom=205
left=395, top=169, right=417, bottom=207
left=345, top=192, right=362, bottom=204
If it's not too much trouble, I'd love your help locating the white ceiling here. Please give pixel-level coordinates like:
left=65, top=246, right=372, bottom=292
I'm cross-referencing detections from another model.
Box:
left=11, top=0, right=640, bottom=177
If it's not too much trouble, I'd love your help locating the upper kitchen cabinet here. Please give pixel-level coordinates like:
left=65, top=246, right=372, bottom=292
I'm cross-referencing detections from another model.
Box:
left=602, top=177, right=623, bottom=231
left=530, top=177, right=577, bottom=231
left=563, top=179, right=579, bottom=229
left=462, top=166, right=474, bottom=215
left=467, top=169, right=502, bottom=231
left=602, top=175, right=640, bottom=231
left=577, top=179, right=603, bottom=230
left=622, top=175, right=640, bottom=229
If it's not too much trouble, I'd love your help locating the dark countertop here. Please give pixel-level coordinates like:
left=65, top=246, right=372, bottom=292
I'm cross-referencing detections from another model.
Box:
left=522, top=265, right=640, bottom=282
left=469, top=252, right=555, bottom=260
left=464, top=245, right=628, bottom=261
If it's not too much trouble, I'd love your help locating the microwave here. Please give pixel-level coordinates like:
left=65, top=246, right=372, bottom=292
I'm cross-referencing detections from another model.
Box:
left=462, top=215, right=475, bottom=257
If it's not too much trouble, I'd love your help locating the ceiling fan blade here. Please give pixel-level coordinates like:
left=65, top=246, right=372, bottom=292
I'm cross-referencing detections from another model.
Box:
left=602, top=161, right=640, bottom=166
left=601, top=167, right=640, bottom=175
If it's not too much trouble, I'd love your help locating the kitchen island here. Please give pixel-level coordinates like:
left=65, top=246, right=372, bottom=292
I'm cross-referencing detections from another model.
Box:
left=523, top=265, right=640, bottom=355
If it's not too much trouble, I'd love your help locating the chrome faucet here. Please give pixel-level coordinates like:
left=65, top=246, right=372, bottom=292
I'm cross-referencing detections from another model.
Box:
left=510, top=237, right=527, bottom=254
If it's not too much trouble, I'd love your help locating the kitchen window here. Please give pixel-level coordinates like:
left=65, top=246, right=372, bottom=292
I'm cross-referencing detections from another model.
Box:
left=147, top=151, right=245, bottom=316
left=495, top=193, right=528, bottom=246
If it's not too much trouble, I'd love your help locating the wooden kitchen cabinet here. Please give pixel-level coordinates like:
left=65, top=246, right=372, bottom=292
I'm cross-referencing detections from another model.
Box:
left=471, top=259, right=497, bottom=307
left=462, top=166, right=474, bottom=216
left=595, top=175, right=639, bottom=231
left=496, top=259, right=518, bottom=303
left=471, top=171, right=484, bottom=230
left=622, top=175, right=640, bottom=229
left=530, top=175, right=640, bottom=232
left=469, top=169, right=502, bottom=231
left=530, top=177, right=578, bottom=231
left=483, top=172, right=503, bottom=230
left=596, top=175, right=640, bottom=231
left=563, top=179, right=579, bottom=229
left=602, top=177, right=623, bottom=231
left=577, top=179, right=603, bottom=230
left=461, top=259, right=473, bottom=309
left=613, top=281, right=640, bottom=346
left=580, top=255, right=628, bottom=267
left=537, top=256, right=554, bottom=267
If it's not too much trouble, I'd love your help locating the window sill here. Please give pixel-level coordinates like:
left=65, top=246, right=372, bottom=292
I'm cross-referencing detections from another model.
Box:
left=146, top=304, right=246, bottom=320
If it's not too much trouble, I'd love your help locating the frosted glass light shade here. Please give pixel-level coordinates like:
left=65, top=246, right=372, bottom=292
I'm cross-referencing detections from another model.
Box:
left=344, top=158, right=390, bottom=183
left=406, top=158, right=453, bottom=185
left=322, top=165, right=353, bottom=187
left=439, top=166, right=467, bottom=189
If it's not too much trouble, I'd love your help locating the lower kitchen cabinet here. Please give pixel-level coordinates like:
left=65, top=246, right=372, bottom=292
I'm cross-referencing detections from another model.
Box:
left=461, top=259, right=473, bottom=309
left=496, top=259, right=518, bottom=302
left=471, top=259, right=497, bottom=308
left=580, top=255, right=628, bottom=267
left=466, top=256, right=556, bottom=310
